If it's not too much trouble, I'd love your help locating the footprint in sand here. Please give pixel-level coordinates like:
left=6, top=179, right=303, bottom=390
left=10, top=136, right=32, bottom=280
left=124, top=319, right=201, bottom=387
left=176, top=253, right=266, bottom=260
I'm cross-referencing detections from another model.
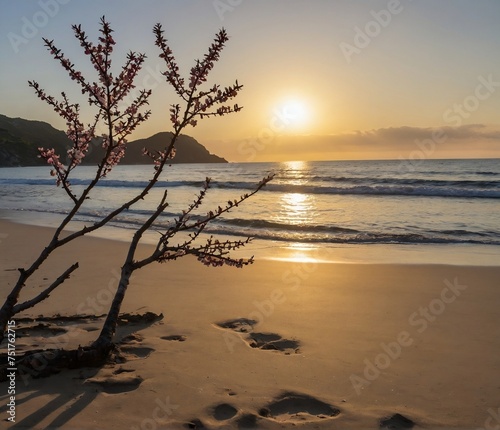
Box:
left=212, top=403, right=238, bottom=421
left=247, top=332, right=300, bottom=353
left=119, top=345, right=154, bottom=359
left=86, top=374, right=144, bottom=394
left=117, top=334, right=155, bottom=360
left=379, top=413, right=415, bottom=429
left=236, top=413, right=259, bottom=429
left=161, top=334, right=187, bottom=342
left=86, top=337, right=150, bottom=394
left=120, top=333, right=144, bottom=344
left=185, top=418, right=207, bottom=429
left=259, top=391, right=340, bottom=423
left=215, top=318, right=300, bottom=354
left=216, top=318, right=257, bottom=333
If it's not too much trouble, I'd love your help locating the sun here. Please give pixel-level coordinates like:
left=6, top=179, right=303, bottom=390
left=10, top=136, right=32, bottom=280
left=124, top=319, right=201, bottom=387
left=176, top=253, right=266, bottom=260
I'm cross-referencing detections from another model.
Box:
left=274, top=98, right=311, bottom=131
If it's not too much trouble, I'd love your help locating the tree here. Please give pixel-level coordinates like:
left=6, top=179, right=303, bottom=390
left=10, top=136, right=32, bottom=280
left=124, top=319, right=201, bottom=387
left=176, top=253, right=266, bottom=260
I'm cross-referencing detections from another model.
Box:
left=0, top=17, right=152, bottom=343
left=91, top=23, right=273, bottom=354
left=0, top=17, right=271, bottom=369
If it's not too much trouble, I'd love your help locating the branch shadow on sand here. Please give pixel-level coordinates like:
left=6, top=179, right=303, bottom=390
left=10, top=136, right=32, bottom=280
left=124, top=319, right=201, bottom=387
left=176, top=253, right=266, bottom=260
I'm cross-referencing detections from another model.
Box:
left=0, top=312, right=162, bottom=429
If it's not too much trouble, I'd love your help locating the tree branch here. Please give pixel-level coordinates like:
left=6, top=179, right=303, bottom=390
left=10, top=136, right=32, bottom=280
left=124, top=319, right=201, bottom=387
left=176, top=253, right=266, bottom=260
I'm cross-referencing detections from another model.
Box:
left=12, top=263, right=79, bottom=314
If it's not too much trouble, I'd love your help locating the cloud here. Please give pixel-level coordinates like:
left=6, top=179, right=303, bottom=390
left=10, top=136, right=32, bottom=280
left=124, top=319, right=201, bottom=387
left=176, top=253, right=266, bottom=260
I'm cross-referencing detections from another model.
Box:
left=206, top=124, right=500, bottom=162
left=360, top=124, right=500, bottom=141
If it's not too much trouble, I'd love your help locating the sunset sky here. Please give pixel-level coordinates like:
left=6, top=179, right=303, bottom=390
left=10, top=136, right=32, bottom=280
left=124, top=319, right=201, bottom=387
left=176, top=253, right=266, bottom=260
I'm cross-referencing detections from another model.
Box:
left=1, top=0, right=500, bottom=162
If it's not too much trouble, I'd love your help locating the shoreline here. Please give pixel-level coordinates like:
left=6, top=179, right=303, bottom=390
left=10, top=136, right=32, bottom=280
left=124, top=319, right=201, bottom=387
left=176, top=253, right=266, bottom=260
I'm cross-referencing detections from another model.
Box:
left=0, top=220, right=499, bottom=428
left=1, top=209, right=499, bottom=267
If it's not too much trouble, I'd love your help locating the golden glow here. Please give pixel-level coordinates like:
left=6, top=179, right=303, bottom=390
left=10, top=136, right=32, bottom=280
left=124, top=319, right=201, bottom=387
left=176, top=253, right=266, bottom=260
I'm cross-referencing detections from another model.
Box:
left=275, top=99, right=311, bottom=132
left=270, top=244, right=328, bottom=263
left=276, top=161, right=316, bottom=225
left=277, top=192, right=317, bottom=228
left=280, top=251, right=318, bottom=264
left=286, top=243, right=318, bottom=263
left=282, top=160, right=308, bottom=185
left=284, top=159, right=306, bottom=171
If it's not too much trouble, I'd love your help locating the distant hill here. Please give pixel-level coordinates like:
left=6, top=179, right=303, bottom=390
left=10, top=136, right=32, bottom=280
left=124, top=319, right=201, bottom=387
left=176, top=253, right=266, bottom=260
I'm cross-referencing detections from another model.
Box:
left=0, top=114, right=227, bottom=167
left=86, top=132, right=227, bottom=165
left=0, top=115, right=70, bottom=166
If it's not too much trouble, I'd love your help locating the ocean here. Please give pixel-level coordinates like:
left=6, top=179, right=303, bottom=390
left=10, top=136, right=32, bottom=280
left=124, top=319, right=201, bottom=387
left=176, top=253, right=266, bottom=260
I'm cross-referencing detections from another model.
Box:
left=0, top=158, right=499, bottom=265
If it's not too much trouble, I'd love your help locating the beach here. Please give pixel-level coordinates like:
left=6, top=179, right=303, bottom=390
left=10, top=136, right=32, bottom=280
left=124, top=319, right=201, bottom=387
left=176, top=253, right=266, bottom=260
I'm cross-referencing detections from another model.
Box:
left=1, top=0, right=500, bottom=427
left=0, top=219, right=499, bottom=429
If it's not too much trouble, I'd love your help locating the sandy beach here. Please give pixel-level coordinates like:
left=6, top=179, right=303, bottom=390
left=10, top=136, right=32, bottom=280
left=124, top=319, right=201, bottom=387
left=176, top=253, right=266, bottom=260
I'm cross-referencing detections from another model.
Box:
left=0, top=219, right=499, bottom=429
left=1, top=0, right=499, bottom=428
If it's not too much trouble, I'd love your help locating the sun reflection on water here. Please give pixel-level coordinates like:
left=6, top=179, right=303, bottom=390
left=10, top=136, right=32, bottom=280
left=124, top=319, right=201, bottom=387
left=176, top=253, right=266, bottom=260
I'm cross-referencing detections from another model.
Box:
left=279, top=192, right=315, bottom=225
left=282, top=160, right=309, bottom=185
left=273, top=161, right=319, bottom=239
left=268, top=243, right=329, bottom=263
left=283, top=243, right=319, bottom=263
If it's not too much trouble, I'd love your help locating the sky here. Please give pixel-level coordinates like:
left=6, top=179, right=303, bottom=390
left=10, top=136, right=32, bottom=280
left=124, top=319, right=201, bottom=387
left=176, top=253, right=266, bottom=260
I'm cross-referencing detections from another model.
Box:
left=1, top=0, right=500, bottom=162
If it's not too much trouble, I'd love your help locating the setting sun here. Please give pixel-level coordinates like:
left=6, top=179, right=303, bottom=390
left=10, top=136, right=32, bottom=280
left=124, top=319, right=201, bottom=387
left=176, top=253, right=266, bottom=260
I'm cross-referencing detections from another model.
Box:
left=274, top=99, right=311, bottom=132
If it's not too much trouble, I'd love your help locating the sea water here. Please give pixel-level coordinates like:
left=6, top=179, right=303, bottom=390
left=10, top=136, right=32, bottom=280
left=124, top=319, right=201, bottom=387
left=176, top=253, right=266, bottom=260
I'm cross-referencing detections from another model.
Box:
left=0, top=159, right=499, bottom=265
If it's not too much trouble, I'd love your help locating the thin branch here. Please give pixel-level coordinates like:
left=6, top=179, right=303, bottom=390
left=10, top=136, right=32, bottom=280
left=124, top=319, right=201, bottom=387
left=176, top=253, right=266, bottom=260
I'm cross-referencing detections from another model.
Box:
left=12, top=263, right=79, bottom=314
left=132, top=175, right=273, bottom=271
left=167, top=174, right=273, bottom=236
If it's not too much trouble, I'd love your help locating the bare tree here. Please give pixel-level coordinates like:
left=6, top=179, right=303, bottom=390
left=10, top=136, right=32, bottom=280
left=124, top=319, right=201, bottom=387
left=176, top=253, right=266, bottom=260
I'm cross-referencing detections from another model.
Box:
left=0, top=16, right=271, bottom=363
left=0, top=17, right=152, bottom=343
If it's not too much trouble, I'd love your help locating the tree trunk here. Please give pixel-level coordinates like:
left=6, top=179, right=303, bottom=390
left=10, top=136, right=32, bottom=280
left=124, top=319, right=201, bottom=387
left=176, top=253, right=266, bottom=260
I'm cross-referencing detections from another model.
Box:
left=0, top=311, right=164, bottom=382
left=0, top=263, right=136, bottom=382
left=0, top=271, right=29, bottom=344
left=91, top=263, right=133, bottom=350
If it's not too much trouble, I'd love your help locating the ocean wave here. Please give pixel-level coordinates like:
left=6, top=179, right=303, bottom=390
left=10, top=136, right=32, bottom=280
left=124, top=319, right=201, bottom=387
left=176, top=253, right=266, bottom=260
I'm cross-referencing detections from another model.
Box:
left=2, top=159, right=499, bottom=201
left=0, top=178, right=203, bottom=189
left=204, top=225, right=500, bottom=246
left=2, top=177, right=499, bottom=198
left=263, top=183, right=500, bottom=199
left=216, top=217, right=359, bottom=234
left=65, top=211, right=500, bottom=245
left=307, top=175, right=500, bottom=187
left=472, top=171, right=499, bottom=176
left=4, top=203, right=499, bottom=247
